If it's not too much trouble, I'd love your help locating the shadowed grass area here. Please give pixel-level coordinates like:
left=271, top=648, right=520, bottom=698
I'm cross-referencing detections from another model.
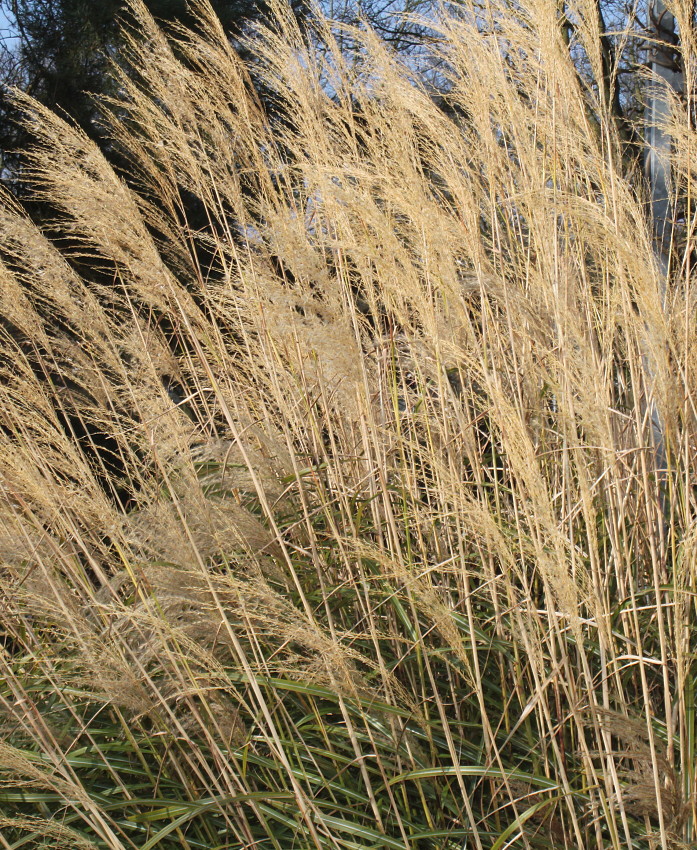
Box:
left=1, top=0, right=696, bottom=847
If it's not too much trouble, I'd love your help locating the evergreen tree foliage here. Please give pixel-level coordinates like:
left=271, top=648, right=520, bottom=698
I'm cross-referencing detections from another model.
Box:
left=0, top=0, right=308, bottom=170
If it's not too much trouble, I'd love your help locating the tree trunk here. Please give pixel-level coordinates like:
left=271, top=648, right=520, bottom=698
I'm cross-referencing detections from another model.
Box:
left=646, top=0, right=682, bottom=291
left=644, top=0, right=682, bottom=480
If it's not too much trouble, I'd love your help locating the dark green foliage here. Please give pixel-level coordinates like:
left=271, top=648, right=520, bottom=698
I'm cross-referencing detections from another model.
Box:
left=0, top=0, right=308, bottom=172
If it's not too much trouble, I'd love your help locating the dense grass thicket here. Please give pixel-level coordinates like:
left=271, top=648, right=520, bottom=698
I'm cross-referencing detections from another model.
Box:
left=1, top=0, right=697, bottom=847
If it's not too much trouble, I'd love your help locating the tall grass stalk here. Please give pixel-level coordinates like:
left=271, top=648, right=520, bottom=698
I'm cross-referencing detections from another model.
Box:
left=1, top=0, right=696, bottom=847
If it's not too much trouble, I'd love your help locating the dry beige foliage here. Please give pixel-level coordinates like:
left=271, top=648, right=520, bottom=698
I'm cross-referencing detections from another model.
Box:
left=0, top=0, right=696, bottom=847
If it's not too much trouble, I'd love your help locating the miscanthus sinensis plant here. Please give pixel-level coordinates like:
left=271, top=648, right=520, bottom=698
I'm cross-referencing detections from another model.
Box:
left=1, top=0, right=696, bottom=847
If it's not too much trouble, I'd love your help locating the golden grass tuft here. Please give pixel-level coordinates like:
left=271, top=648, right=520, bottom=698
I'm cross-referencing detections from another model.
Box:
left=1, top=0, right=697, bottom=847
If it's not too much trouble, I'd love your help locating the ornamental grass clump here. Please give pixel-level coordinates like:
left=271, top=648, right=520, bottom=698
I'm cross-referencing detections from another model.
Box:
left=1, top=0, right=696, bottom=847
